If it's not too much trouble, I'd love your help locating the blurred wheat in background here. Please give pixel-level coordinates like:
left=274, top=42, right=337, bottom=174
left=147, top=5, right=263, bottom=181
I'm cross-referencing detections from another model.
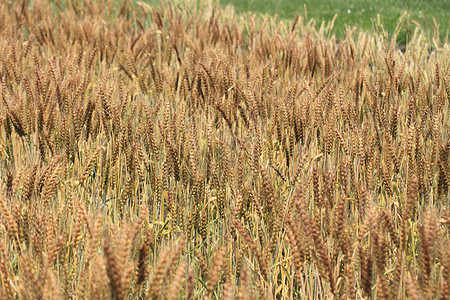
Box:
left=0, top=0, right=448, bottom=299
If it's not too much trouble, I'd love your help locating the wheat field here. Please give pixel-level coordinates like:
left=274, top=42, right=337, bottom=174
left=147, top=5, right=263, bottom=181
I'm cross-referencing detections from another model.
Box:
left=0, top=0, right=449, bottom=299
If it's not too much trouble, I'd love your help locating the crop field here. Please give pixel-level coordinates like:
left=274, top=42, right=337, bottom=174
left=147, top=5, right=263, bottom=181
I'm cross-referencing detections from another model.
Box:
left=0, top=0, right=449, bottom=299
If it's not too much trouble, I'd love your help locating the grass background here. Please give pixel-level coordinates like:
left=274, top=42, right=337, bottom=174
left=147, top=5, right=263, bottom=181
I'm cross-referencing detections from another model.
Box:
left=219, top=0, right=449, bottom=41
left=136, top=0, right=449, bottom=44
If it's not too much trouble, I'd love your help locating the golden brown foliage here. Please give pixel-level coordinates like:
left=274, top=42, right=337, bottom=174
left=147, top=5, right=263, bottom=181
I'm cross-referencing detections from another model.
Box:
left=0, top=0, right=448, bottom=298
